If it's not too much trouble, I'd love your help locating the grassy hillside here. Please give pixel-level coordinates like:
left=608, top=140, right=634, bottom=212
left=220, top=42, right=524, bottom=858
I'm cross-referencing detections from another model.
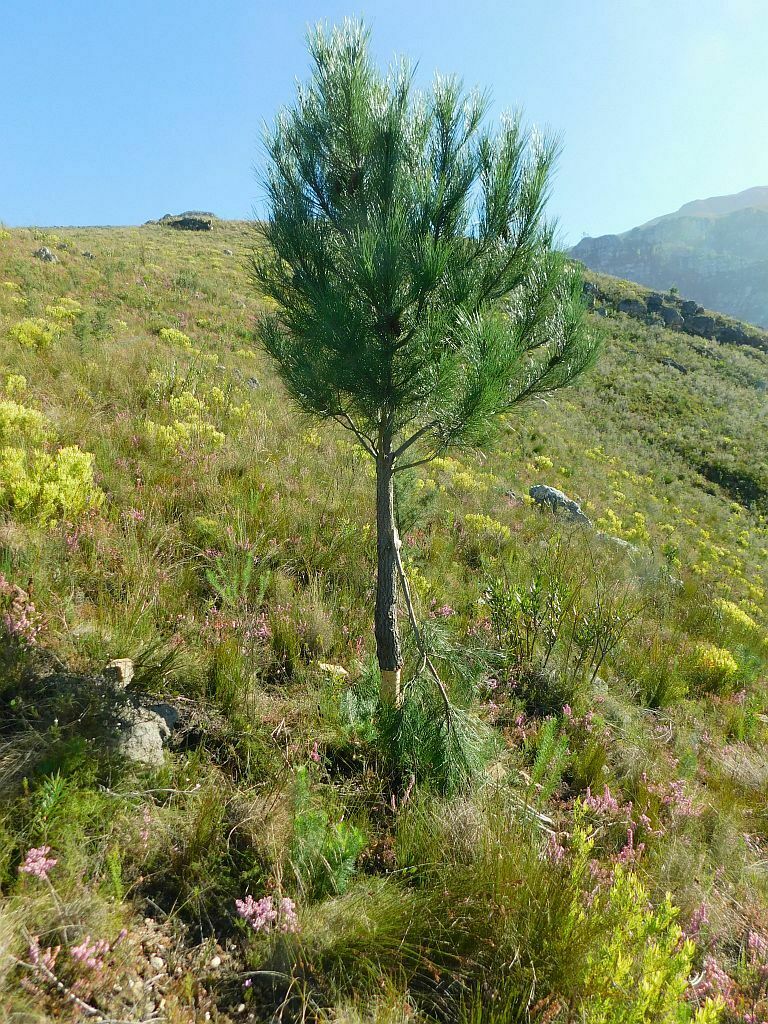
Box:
left=1, top=219, right=767, bottom=1023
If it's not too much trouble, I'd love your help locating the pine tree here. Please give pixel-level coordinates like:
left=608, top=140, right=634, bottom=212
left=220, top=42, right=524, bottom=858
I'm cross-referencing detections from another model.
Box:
left=253, top=21, right=597, bottom=706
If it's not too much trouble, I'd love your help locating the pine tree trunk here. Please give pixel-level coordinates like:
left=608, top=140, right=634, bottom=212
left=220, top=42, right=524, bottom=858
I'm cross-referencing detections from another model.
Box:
left=375, top=442, right=402, bottom=706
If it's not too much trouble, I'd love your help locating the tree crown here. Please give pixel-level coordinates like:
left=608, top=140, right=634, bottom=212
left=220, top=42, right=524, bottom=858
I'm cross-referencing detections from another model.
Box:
left=254, top=20, right=597, bottom=466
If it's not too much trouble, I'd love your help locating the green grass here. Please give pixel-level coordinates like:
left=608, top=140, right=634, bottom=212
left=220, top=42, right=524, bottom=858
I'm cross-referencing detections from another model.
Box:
left=0, top=221, right=766, bottom=1021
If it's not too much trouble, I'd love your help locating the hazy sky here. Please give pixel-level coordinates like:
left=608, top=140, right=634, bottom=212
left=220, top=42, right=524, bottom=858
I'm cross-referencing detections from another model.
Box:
left=2, top=0, right=767, bottom=243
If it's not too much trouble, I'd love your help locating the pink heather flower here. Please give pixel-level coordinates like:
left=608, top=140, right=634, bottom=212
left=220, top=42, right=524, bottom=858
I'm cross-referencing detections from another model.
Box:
left=309, top=742, right=321, bottom=764
left=430, top=604, right=455, bottom=618
left=562, top=704, right=573, bottom=719
left=584, top=785, right=621, bottom=816
left=29, top=936, right=60, bottom=971
left=139, top=805, right=152, bottom=846
left=236, top=894, right=277, bottom=932
left=616, top=825, right=645, bottom=865
left=0, top=575, right=43, bottom=645
left=748, top=930, right=768, bottom=964
left=541, top=833, right=566, bottom=864
left=19, top=845, right=57, bottom=880
left=236, top=894, right=300, bottom=934
left=665, top=780, right=699, bottom=818
left=278, top=897, right=299, bottom=933
left=687, top=902, right=710, bottom=938
left=70, top=935, right=110, bottom=971
left=252, top=613, right=272, bottom=642
left=694, top=955, right=737, bottom=1011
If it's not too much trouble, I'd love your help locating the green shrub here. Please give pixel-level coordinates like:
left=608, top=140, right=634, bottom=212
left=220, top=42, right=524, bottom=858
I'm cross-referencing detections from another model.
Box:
left=290, top=766, right=366, bottom=899
left=9, top=317, right=55, bottom=350
left=0, top=399, right=50, bottom=446
left=158, top=326, right=193, bottom=348
left=0, top=444, right=102, bottom=523
left=580, top=866, right=722, bottom=1023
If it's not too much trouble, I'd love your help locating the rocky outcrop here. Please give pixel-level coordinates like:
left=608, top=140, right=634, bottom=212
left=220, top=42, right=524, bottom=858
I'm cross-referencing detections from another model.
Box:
left=581, top=279, right=768, bottom=353
left=33, top=246, right=57, bottom=263
left=164, top=216, right=212, bottom=231
left=659, top=305, right=684, bottom=328
left=145, top=211, right=216, bottom=231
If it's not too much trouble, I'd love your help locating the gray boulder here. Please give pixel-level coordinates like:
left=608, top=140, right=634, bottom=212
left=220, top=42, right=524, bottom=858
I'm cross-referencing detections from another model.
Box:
left=646, top=292, right=665, bottom=311
left=33, top=246, right=57, bottom=263
left=149, top=703, right=181, bottom=731
left=660, top=357, right=688, bottom=374
left=529, top=484, right=591, bottom=525
left=687, top=314, right=716, bottom=339
left=681, top=300, right=703, bottom=318
left=659, top=305, right=684, bottom=328
left=716, top=324, right=748, bottom=344
left=164, top=216, right=212, bottom=231
left=222, top=248, right=234, bottom=256
left=115, top=706, right=171, bottom=767
left=597, top=531, right=640, bottom=555
left=618, top=298, right=646, bottom=317
left=81, top=250, right=96, bottom=260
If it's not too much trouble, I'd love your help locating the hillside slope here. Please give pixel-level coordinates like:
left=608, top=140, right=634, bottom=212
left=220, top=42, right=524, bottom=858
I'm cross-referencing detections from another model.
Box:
left=571, top=187, right=768, bottom=328
left=1, top=221, right=767, bottom=1023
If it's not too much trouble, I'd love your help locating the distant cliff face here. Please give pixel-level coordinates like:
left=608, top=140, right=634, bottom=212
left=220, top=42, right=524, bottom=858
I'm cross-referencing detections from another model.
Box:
left=571, top=188, right=768, bottom=328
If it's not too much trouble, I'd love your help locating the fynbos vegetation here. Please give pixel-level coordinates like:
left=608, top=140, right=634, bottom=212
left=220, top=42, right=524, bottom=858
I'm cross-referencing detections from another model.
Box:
left=0, top=22, right=767, bottom=1024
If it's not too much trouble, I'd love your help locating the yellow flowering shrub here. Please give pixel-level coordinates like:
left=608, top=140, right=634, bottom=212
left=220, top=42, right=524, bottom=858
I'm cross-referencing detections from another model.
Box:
left=713, top=598, right=760, bottom=635
left=581, top=866, right=722, bottom=1024
left=169, top=391, right=206, bottom=418
left=9, top=317, right=55, bottom=350
left=4, top=374, right=27, bottom=397
left=531, top=454, right=554, bottom=470
left=44, top=297, right=83, bottom=322
left=464, top=512, right=511, bottom=542
left=147, top=418, right=225, bottom=453
left=158, top=327, right=193, bottom=349
left=0, top=399, right=50, bottom=446
left=690, top=641, right=739, bottom=692
left=0, top=445, right=102, bottom=524
left=596, top=507, right=650, bottom=543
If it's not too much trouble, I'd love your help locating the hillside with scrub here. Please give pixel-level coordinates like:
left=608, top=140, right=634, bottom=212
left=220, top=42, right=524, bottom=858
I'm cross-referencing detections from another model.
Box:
left=1, top=211, right=768, bottom=1023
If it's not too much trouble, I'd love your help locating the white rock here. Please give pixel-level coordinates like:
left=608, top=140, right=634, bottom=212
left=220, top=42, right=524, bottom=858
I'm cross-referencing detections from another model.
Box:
left=105, top=657, right=135, bottom=688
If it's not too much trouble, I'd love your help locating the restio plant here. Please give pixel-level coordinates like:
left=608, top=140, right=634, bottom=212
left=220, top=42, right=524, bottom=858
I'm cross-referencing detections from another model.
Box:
left=253, top=20, right=597, bottom=707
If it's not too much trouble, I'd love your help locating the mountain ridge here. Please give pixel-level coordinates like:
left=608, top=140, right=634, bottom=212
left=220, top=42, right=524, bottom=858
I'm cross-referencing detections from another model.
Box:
left=571, top=187, right=768, bottom=328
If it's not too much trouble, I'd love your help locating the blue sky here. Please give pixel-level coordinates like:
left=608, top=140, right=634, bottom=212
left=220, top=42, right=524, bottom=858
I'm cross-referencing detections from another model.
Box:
left=2, top=0, right=767, bottom=243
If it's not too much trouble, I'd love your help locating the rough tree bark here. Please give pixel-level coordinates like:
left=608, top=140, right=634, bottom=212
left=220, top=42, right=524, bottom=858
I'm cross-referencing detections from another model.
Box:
left=374, top=430, right=403, bottom=706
